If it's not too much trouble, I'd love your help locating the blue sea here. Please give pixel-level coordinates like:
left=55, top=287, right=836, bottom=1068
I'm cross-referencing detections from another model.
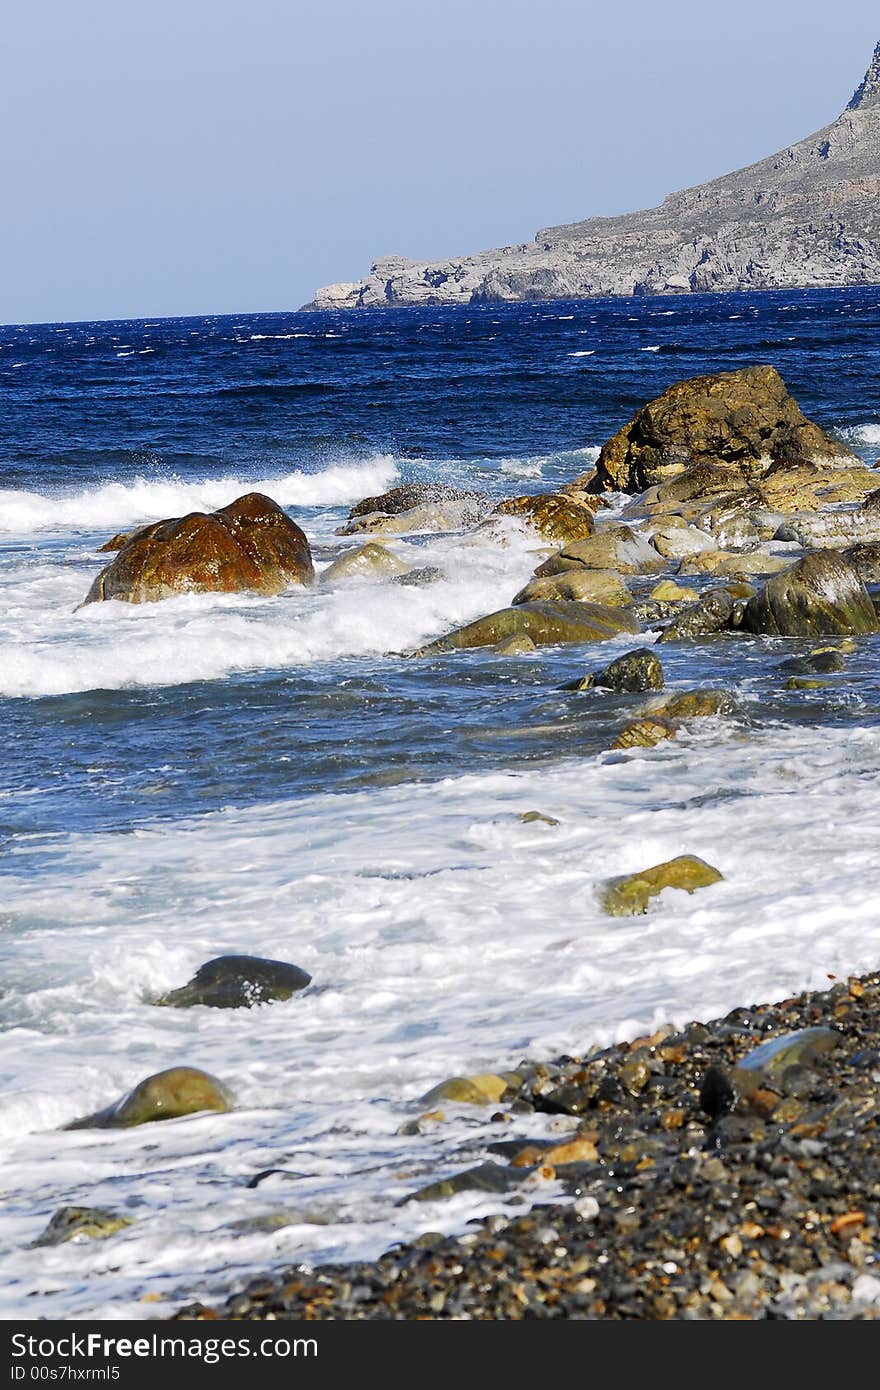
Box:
left=2, top=288, right=880, bottom=1317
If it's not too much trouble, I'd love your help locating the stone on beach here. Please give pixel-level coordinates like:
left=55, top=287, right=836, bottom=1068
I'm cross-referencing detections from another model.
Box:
left=84, top=493, right=314, bottom=604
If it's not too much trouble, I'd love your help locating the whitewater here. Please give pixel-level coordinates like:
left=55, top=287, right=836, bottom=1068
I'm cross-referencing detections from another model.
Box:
left=1, top=290, right=879, bottom=1318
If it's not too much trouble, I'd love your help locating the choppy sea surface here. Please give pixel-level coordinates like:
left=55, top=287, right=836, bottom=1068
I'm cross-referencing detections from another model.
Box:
left=1, top=289, right=879, bottom=1318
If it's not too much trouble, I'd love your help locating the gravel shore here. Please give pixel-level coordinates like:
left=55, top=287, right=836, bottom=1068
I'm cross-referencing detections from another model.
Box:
left=175, top=969, right=880, bottom=1320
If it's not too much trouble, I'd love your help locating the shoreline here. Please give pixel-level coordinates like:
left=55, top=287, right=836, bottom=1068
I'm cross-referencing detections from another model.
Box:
left=173, top=967, right=880, bottom=1321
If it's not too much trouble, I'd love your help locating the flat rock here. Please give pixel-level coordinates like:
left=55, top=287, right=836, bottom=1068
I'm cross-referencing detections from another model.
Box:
left=349, top=484, right=486, bottom=518
left=535, top=525, right=665, bottom=577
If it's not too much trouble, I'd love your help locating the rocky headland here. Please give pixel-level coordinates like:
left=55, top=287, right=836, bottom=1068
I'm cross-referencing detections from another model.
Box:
left=304, top=42, right=880, bottom=310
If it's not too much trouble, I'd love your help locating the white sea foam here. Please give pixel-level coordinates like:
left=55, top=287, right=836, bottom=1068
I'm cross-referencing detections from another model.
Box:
left=640, top=345, right=661, bottom=352
left=0, top=521, right=541, bottom=698
left=2, top=722, right=880, bottom=1316
left=568, top=350, right=596, bottom=357
left=0, top=457, right=399, bottom=535
left=844, top=423, right=880, bottom=446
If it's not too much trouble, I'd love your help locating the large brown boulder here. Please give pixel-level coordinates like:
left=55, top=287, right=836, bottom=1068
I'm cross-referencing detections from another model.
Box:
left=591, top=366, right=855, bottom=494
left=742, top=551, right=879, bottom=637
left=85, top=493, right=314, bottom=604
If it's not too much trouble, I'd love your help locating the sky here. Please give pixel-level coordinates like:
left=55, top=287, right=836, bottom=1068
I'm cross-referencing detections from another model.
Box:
left=1, top=0, right=877, bottom=324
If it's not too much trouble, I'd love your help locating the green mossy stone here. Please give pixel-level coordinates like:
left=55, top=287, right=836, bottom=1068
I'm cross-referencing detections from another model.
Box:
left=600, top=855, right=724, bottom=917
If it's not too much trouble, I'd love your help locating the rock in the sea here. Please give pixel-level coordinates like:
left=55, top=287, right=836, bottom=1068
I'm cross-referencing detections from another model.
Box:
left=649, top=525, right=717, bottom=560
left=591, top=366, right=854, bottom=494
left=420, top=1073, right=518, bottom=1107
left=610, top=716, right=679, bottom=750
left=393, top=565, right=445, bottom=588
left=844, top=542, right=880, bottom=585
left=779, top=647, right=847, bottom=677
left=416, top=601, right=639, bottom=654
left=153, top=955, right=312, bottom=1009
left=657, top=688, right=738, bottom=719
left=600, top=855, right=723, bottom=916
left=743, top=551, right=879, bottom=636
left=494, top=635, right=538, bottom=656
left=84, top=493, right=314, bottom=604
left=678, top=548, right=791, bottom=578
left=649, top=580, right=699, bottom=603
left=512, top=568, right=631, bottom=608
left=349, top=484, right=486, bottom=519
left=657, top=588, right=736, bottom=641
left=339, top=499, right=488, bottom=536
left=403, top=1163, right=518, bottom=1204
left=320, top=543, right=408, bottom=583
left=31, top=1206, right=133, bottom=1247
left=493, top=493, right=595, bottom=545
left=66, top=1067, right=234, bottom=1129
left=566, top=647, right=664, bottom=694
left=535, top=525, right=666, bottom=577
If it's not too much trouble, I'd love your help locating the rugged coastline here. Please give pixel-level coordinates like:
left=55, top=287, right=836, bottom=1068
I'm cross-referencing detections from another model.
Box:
left=305, top=43, right=880, bottom=310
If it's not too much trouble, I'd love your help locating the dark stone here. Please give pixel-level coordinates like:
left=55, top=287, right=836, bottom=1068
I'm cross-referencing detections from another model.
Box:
left=154, top=955, right=312, bottom=1010
left=742, top=551, right=879, bottom=637
left=349, top=484, right=486, bottom=519
left=657, top=588, right=735, bottom=641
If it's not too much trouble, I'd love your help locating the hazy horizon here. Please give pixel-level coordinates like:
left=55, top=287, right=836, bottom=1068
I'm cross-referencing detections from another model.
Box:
left=2, top=0, right=877, bottom=326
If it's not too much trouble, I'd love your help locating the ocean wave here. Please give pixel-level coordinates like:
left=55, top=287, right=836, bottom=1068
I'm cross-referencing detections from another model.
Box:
left=0, top=457, right=400, bottom=535
left=843, top=423, right=880, bottom=446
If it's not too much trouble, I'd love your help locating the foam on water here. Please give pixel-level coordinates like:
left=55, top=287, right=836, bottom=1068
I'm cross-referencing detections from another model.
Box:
left=0, top=457, right=400, bottom=535
left=2, top=722, right=880, bottom=1317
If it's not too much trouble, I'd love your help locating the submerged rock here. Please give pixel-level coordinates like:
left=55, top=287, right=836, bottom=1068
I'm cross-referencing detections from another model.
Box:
left=84, top=493, right=314, bottom=604
left=393, top=565, right=445, bottom=588
left=417, top=601, right=639, bottom=654
left=743, top=551, right=879, bottom=636
left=657, top=588, right=736, bottom=641
left=403, top=1162, right=519, bottom=1204
left=66, top=1067, right=234, bottom=1129
left=31, top=1206, right=133, bottom=1247
left=153, top=955, right=312, bottom=1009
left=657, top=688, right=739, bottom=719
left=420, top=1073, right=519, bottom=1107
left=611, top=715, right=679, bottom=750
left=591, top=366, right=854, bottom=494
left=339, top=498, right=488, bottom=536
left=320, top=543, right=408, bottom=583
left=494, top=634, right=538, bottom=655
left=600, top=855, right=723, bottom=916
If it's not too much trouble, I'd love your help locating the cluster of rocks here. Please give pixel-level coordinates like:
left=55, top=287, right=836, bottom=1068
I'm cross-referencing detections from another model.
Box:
left=176, top=969, right=880, bottom=1320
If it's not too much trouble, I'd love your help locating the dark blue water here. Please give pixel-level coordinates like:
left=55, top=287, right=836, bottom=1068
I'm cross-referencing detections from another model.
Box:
left=2, top=287, right=880, bottom=861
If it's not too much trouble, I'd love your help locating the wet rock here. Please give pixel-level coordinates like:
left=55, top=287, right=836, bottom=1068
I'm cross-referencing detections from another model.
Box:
left=403, top=1163, right=519, bottom=1204
left=701, top=1028, right=842, bottom=1121
left=843, top=542, right=880, bottom=585
left=649, top=580, right=699, bottom=603
left=420, top=1074, right=519, bottom=1107
left=493, top=493, right=595, bottom=545
left=416, top=601, right=640, bottom=655
left=534, top=525, right=665, bottom=577
left=31, top=1207, right=133, bottom=1247
left=591, top=366, right=856, bottom=494
left=657, top=588, right=735, bottom=641
left=775, top=494, right=880, bottom=549
left=97, top=530, right=135, bottom=553
left=610, top=716, right=679, bottom=749
left=567, top=647, right=664, bottom=694
left=153, top=955, right=312, bottom=1010
left=678, top=549, right=791, bottom=578
left=320, top=543, right=408, bottom=583
left=779, top=648, right=847, bottom=677
left=650, top=525, right=717, bottom=560
left=339, top=499, right=487, bottom=536
left=66, top=1067, right=234, bottom=1129
left=743, top=551, right=879, bottom=637
left=494, top=635, right=538, bottom=656
left=512, top=569, right=631, bottom=608
left=84, top=493, right=315, bottom=604
left=518, top=811, right=560, bottom=826
left=393, top=566, right=445, bottom=588
left=349, top=484, right=486, bottom=519
left=599, top=855, right=723, bottom=916
left=784, top=677, right=830, bottom=690
left=656, top=688, right=738, bottom=719
left=510, top=1136, right=598, bottom=1167
left=697, top=504, right=762, bottom=551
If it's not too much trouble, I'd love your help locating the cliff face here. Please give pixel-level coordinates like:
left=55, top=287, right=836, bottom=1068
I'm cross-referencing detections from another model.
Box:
left=305, top=43, right=880, bottom=310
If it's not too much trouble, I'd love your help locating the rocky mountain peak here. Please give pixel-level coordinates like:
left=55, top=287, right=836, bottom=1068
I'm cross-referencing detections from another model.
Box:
left=847, top=40, right=880, bottom=111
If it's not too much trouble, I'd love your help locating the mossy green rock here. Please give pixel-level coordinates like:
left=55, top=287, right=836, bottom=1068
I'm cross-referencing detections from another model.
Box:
left=535, top=526, right=665, bottom=577
left=743, top=551, right=879, bottom=637
left=31, top=1206, right=133, bottom=1247
left=512, top=569, right=632, bottom=608
left=154, top=955, right=311, bottom=1010
left=657, top=588, right=735, bottom=641
left=418, top=601, right=639, bottom=654
left=320, top=543, right=408, bottom=584
left=600, top=855, right=723, bottom=916
left=419, top=1072, right=519, bottom=1107
left=66, top=1066, right=234, bottom=1129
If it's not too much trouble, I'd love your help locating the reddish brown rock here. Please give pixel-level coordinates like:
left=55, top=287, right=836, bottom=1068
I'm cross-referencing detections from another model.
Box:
left=84, top=493, right=314, bottom=604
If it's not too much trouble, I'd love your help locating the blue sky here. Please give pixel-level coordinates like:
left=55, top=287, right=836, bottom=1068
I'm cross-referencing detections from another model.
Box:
left=1, top=0, right=877, bottom=323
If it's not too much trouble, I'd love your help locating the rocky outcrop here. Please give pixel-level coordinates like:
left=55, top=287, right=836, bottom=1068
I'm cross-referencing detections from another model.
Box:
left=305, top=45, right=880, bottom=309
left=85, top=493, right=314, bottom=604
left=591, top=366, right=854, bottom=494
